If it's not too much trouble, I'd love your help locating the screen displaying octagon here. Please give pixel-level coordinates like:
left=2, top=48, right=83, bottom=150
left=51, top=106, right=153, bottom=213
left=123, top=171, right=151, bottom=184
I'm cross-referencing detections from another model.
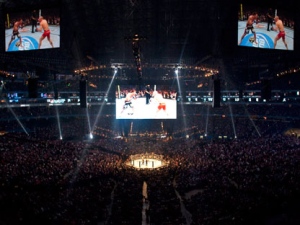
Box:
left=5, top=7, right=60, bottom=52
left=238, top=2, right=294, bottom=50
left=116, top=84, right=177, bottom=119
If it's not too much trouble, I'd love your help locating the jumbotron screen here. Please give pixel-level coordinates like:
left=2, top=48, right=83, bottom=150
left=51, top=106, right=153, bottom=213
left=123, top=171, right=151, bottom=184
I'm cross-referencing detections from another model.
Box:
left=5, top=7, right=60, bottom=52
left=237, top=3, right=294, bottom=50
left=116, top=84, right=177, bottom=119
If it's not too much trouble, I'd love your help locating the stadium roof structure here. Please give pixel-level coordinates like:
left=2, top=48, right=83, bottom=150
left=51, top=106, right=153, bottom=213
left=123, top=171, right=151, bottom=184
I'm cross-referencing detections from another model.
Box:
left=0, top=0, right=299, bottom=87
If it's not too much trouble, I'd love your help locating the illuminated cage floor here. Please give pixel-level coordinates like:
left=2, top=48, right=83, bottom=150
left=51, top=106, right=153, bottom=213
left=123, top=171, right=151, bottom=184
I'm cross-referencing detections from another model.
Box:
left=125, top=153, right=169, bottom=169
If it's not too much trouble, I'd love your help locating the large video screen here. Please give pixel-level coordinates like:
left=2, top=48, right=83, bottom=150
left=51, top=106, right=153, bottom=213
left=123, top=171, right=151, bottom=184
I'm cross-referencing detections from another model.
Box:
left=238, top=3, right=294, bottom=50
left=5, top=7, right=60, bottom=52
left=116, top=84, right=177, bottom=119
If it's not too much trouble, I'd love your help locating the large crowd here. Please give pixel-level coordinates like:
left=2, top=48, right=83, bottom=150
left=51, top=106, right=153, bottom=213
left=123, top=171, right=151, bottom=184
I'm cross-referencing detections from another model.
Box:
left=0, top=103, right=299, bottom=225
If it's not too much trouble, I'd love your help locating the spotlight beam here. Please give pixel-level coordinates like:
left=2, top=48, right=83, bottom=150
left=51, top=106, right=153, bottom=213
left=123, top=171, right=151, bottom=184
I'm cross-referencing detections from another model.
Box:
left=91, top=70, right=117, bottom=132
left=86, top=107, right=92, bottom=138
left=7, top=105, right=29, bottom=136
left=244, top=106, right=261, bottom=137
left=175, top=70, right=188, bottom=138
left=175, top=25, right=191, bottom=139
left=228, top=104, right=237, bottom=138
left=55, top=105, right=62, bottom=140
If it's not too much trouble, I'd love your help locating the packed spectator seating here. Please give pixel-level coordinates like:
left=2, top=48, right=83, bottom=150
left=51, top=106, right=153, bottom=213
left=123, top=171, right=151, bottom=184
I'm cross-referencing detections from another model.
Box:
left=0, top=102, right=299, bottom=224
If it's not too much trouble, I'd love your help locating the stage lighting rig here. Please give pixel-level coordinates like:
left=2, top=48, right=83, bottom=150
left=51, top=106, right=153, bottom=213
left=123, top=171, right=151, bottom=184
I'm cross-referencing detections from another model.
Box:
left=125, top=33, right=146, bottom=80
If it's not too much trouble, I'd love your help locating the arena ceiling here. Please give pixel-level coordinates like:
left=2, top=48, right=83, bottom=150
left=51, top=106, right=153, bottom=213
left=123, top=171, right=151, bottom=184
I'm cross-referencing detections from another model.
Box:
left=0, top=0, right=299, bottom=86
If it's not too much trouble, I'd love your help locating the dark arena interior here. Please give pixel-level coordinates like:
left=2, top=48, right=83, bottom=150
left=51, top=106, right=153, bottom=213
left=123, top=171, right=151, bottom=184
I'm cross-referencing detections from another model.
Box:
left=0, top=0, right=300, bottom=224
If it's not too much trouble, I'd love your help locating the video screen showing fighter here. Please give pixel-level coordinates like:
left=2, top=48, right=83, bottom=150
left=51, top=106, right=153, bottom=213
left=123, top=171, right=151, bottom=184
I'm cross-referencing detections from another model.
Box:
left=237, top=3, right=294, bottom=50
left=5, top=7, right=60, bottom=52
left=120, top=89, right=137, bottom=116
left=116, top=85, right=177, bottom=119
